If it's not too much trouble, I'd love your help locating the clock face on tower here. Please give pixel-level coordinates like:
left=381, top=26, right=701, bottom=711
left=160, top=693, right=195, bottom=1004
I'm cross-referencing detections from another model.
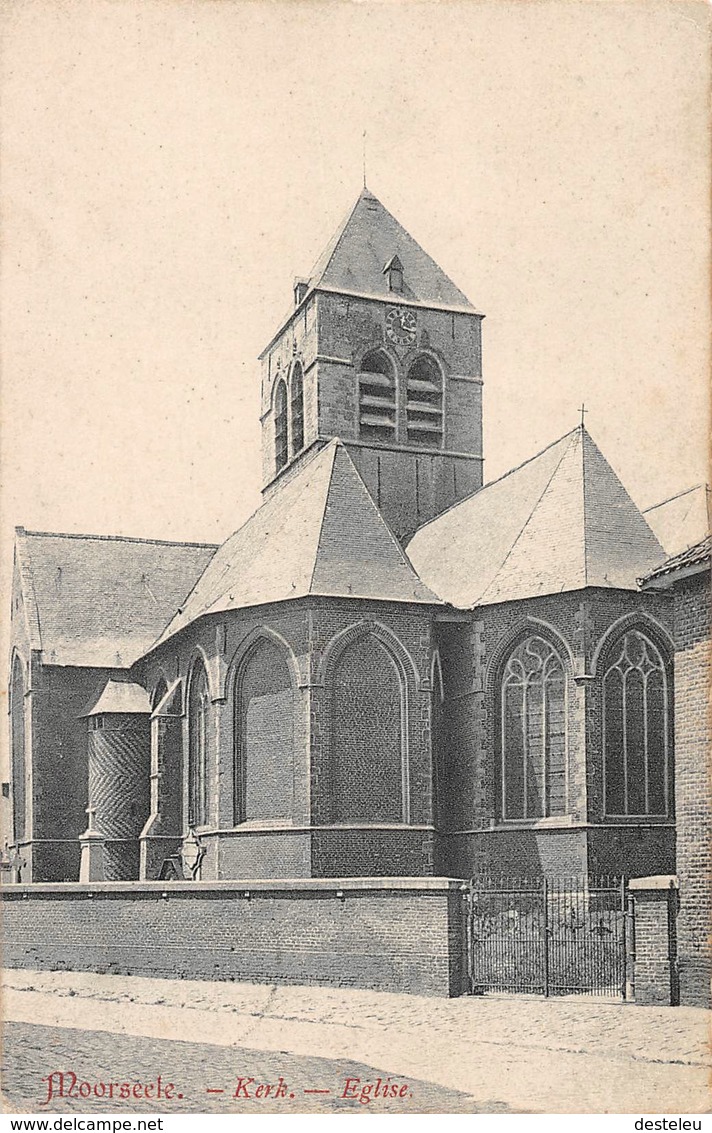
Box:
left=385, top=306, right=417, bottom=346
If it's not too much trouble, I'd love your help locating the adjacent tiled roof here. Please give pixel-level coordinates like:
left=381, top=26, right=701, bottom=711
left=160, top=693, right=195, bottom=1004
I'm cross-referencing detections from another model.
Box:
left=643, top=484, right=711, bottom=556
left=152, top=440, right=439, bottom=650
left=84, top=680, right=151, bottom=716
left=407, top=426, right=667, bottom=609
left=640, top=535, right=711, bottom=585
left=14, top=529, right=219, bottom=668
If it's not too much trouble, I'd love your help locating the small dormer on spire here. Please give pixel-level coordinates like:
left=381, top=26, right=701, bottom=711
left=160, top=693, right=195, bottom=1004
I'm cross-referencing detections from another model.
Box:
left=383, top=254, right=404, bottom=294
left=294, top=278, right=309, bottom=307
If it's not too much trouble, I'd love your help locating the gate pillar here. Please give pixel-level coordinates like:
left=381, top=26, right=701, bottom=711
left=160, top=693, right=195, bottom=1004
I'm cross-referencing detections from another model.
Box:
left=628, top=875, right=679, bottom=1006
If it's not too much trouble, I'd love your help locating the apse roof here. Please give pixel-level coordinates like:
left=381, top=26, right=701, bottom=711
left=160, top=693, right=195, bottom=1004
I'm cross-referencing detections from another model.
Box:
left=13, top=528, right=218, bottom=668
left=152, top=440, right=439, bottom=650
left=407, top=426, right=667, bottom=609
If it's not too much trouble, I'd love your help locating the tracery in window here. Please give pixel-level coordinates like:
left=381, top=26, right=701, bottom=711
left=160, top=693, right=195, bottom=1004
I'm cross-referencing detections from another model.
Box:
left=358, top=350, right=396, bottom=443
left=406, top=355, right=443, bottom=448
left=290, top=363, right=305, bottom=456
left=603, top=629, right=670, bottom=816
left=499, top=635, right=567, bottom=820
left=274, top=379, right=288, bottom=472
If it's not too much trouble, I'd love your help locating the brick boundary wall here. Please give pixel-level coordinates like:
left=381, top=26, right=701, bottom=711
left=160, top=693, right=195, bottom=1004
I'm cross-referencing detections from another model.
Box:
left=0, top=877, right=467, bottom=998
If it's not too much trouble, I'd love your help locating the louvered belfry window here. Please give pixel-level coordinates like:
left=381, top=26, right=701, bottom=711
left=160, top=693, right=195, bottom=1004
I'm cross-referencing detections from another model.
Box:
left=406, top=355, right=443, bottom=447
left=290, top=363, right=305, bottom=456
left=274, top=379, right=288, bottom=472
left=358, top=350, right=396, bottom=442
left=603, top=630, right=670, bottom=816
left=500, top=636, right=567, bottom=820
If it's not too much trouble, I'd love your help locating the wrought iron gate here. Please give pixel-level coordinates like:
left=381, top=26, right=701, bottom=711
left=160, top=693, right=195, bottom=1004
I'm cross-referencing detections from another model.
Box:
left=466, top=876, right=632, bottom=998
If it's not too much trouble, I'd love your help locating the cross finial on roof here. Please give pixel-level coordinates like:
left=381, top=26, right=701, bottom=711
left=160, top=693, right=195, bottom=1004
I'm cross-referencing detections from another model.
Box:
left=362, top=130, right=367, bottom=189
left=579, top=403, right=588, bottom=430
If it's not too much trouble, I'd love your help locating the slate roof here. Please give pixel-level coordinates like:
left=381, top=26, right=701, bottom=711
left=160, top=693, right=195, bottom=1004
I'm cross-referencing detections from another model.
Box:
left=640, top=535, right=711, bottom=586
left=84, top=680, right=152, bottom=716
left=261, top=188, right=478, bottom=355
left=14, top=528, right=219, bottom=668
left=306, top=187, right=476, bottom=309
left=642, top=484, right=711, bottom=557
left=406, top=426, right=667, bottom=609
left=152, top=440, right=439, bottom=650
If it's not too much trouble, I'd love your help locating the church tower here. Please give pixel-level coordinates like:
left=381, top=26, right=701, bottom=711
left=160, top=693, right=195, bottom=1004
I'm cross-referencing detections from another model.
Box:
left=258, top=188, right=484, bottom=542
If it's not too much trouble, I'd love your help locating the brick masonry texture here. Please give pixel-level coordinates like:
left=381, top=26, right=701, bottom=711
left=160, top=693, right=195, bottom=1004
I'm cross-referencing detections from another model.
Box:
left=671, top=573, right=711, bottom=1007
left=11, top=658, right=124, bottom=883
left=1, top=881, right=466, bottom=998
left=435, top=588, right=675, bottom=880
left=630, top=885, right=679, bottom=1007
left=11, top=586, right=682, bottom=886
left=133, top=597, right=436, bottom=881
left=88, top=714, right=150, bottom=881
left=261, top=291, right=483, bottom=541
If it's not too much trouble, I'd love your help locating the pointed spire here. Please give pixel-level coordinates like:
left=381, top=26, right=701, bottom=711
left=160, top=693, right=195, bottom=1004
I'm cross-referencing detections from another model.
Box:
left=362, top=129, right=367, bottom=188
left=302, top=188, right=478, bottom=311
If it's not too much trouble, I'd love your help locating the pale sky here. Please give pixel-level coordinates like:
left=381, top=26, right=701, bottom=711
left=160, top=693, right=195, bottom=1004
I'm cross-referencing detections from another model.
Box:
left=1, top=0, right=709, bottom=682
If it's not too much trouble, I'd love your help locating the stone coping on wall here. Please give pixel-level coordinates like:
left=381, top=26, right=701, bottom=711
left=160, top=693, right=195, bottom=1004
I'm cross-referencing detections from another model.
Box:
left=0, top=876, right=467, bottom=897
left=628, top=874, right=679, bottom=890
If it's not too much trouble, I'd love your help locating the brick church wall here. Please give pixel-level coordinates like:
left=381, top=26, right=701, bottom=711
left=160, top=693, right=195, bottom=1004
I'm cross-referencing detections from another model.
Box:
left=671, top=572, right=711, bottom=1007
left=23, top=663, right=121, bottom=883
left=435, top=588, right=675, bottom=880
left=307, top=600, right=435, bottom=875
left=1, top=878, right=467, bottom=997
left=137, top=597, right=436, bottom=880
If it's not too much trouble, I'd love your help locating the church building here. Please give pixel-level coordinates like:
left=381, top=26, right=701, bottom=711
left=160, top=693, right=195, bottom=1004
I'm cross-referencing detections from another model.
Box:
left=8, top=187, right=699, bottom=886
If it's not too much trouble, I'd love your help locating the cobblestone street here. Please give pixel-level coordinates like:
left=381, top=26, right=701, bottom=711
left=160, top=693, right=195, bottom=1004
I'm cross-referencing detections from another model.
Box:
left=3, top=970, right=710, bottom=1113
left=2, top=1022, right=483, bottom=1114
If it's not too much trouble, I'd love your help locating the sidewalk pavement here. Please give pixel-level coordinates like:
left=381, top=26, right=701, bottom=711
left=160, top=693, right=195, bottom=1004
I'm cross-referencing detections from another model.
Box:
left=3, top=969, right=710, bottom=1113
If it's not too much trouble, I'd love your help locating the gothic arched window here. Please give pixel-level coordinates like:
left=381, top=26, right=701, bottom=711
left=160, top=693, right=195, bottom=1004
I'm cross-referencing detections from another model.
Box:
left=274, top=380, right=288, bottom=472
left=329, top=634, right=404, bottom=823
left=10, top=655, right=26, bottom=844
left=358, top=350, right=396, bottom=443
left=234, top=638, right=295, bottom=824
left=290, top=363, right=305, bottom=456
left=406, top=355, right=443, bottom=448
left=187, top=661, right=209, bottom=828
left=499, top=635, right=567, bottom=820
left=603, top=629, right=670, bottom=816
